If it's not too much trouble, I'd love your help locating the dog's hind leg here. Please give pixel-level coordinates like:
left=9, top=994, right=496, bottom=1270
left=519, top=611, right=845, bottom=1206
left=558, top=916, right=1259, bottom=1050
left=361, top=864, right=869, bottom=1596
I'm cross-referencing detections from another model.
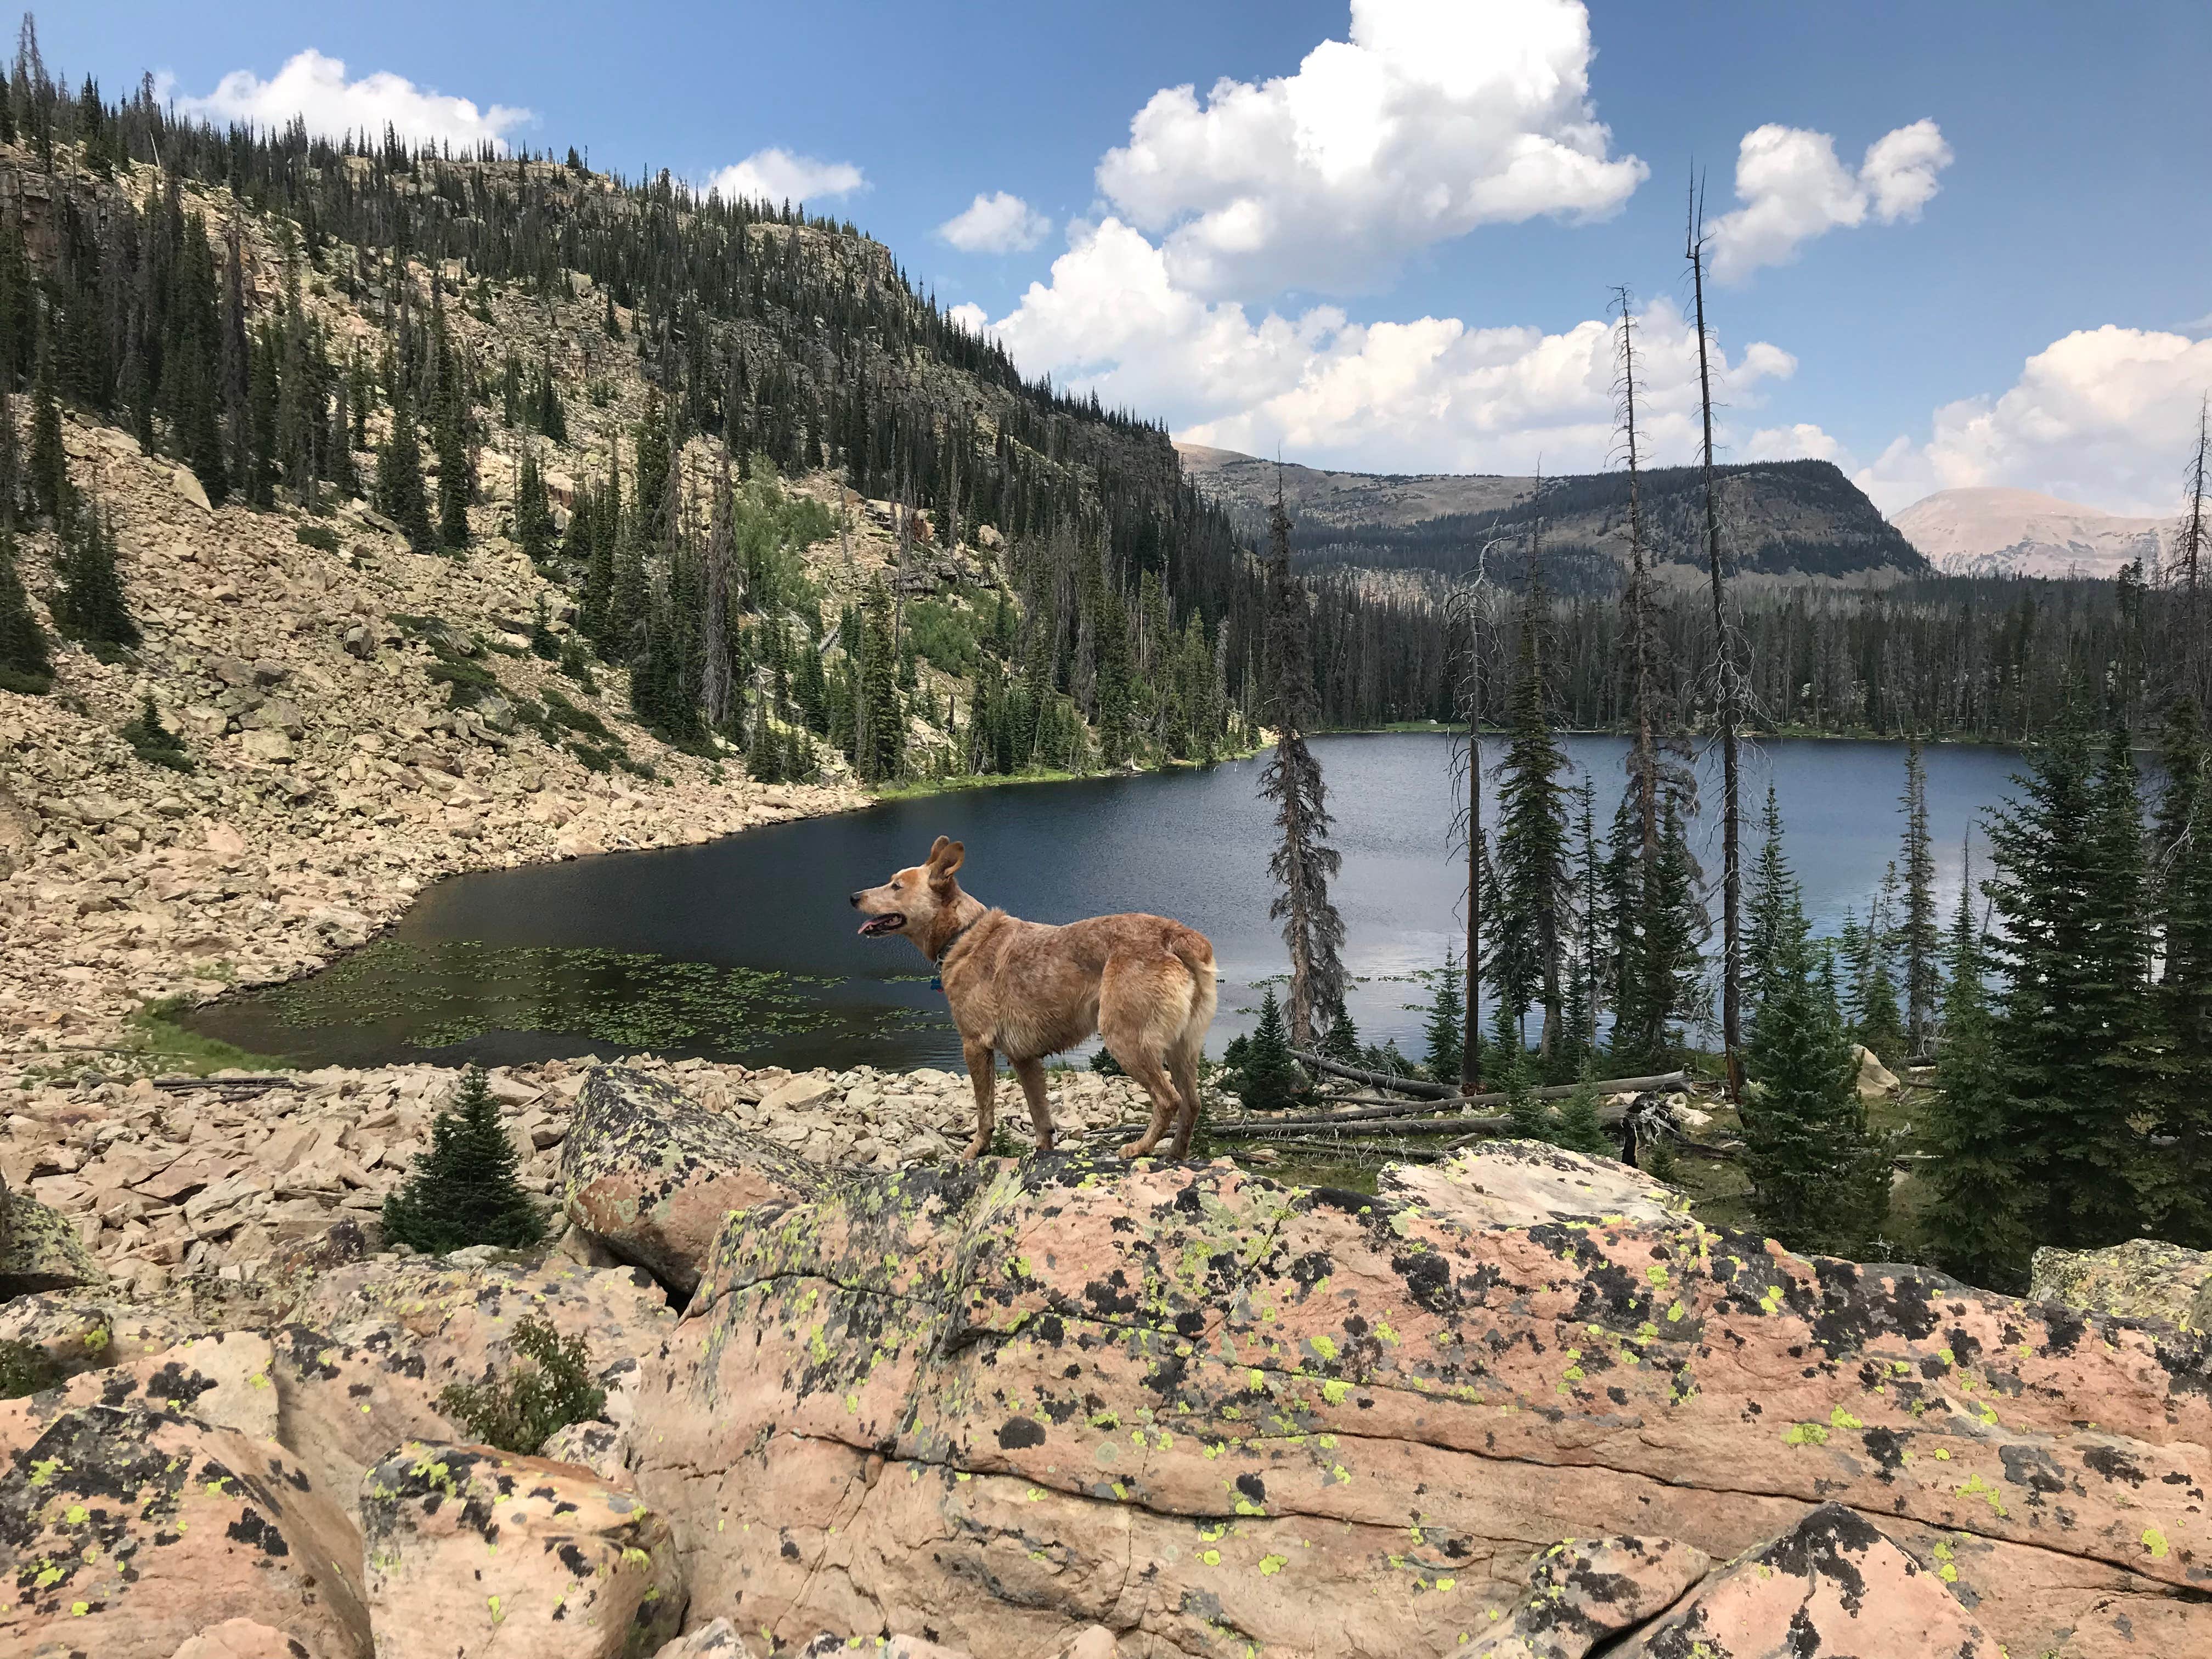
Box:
left=1010, top=1056, right=1055, bottom=1154
left=1104, top=955, right=1193, bottom=1159
left=962, top=1039, right=998, bottom=1160
left=1166, top=1042, right=1204, bottom=1159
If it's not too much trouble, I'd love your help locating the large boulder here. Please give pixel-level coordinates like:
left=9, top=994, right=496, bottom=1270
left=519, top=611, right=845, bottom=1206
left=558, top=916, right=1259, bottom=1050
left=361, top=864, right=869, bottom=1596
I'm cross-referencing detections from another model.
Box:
left=0, top=1178, right=107, bottom=1297
left=0, top=1401, right=370, bottom=1658
left=622, top=1124, right=2209, bottom=1659
left=0, top=1292, right=204, bottom=1380
left=361, top=1441, right=684, bottom=1658
left=1613, top=1504, right=1996, bottom=1657
left=270, top=1256, right=676, bottom=1526
left=0, top=1331, right=279, bottom=1443
left=560, top=1067, right=823, bottom=1297
left=1380, top=1141, right=1687, bottom=1228
left=2032, top=1237, right=2212, bottom=1333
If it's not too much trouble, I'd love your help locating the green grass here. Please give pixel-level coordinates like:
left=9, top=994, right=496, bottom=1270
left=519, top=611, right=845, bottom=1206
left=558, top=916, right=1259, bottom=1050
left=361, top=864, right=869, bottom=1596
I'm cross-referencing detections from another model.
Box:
left=121, top=996, right=287, bottom=1075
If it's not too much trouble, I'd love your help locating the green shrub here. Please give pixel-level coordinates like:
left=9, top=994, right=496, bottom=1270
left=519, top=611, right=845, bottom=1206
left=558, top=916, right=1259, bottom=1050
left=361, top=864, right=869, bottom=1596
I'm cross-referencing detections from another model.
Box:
left=906, top=599, right=980, bottom=679
left=542, top=687, right=613, bottom=741
left=435, top=1314, right=604, bottom=1454
left=294, top=524, right=342, bottom=554
left=1090, top=1046, right=1124, bottom=1077
left=0, top=1338, right=58, bottom=1400
left=122, top=695, right=196, bottom=772
left=382, top=1066, right=545, bottom=1253
left=1231, top=988, right=1305, bottom=1112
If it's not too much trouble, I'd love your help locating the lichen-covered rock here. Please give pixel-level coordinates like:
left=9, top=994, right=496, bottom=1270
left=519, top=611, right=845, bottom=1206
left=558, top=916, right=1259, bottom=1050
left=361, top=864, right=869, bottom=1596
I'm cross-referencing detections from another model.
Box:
left=1468, top=1535, right=1711, bottom=1657
left=0, top=1331, right=278, bottom=1443
left=628, top=1137, right=2210, bottom=1659
left=561, top=1067, right=824, bottom=1297
left=0, top=1293, right=205, bottom=1379
left=362, top=1441, right=684, bottom=1658
left=0, top=1184, right=107, bottom=1297
left=1612, top=1504, right=1996, bottom=1657
left=1379, top=1141, right=1687, bottom=1228
left=540, top=1418, right=631, bottom=1486
left=2032, top=1237, right=2212, bottom=1333
left=271, top=1256, right=676, bottom=1526
left=0, top=1402, right=369, bottom=1658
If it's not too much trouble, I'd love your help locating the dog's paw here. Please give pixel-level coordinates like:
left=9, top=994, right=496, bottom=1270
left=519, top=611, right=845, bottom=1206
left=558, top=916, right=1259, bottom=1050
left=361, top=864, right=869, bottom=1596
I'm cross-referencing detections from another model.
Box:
left=1031, top=1135, right=1055, bottom=1155
left=1118, top=1139, right=1154, bottom=1160
left=963, top=1136, right=991, bottom=1160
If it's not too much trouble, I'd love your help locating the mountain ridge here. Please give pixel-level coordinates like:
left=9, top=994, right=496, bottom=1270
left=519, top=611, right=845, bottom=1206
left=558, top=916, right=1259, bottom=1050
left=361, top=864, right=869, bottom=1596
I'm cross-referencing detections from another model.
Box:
left=1174, top=440, right=1929, bottom=585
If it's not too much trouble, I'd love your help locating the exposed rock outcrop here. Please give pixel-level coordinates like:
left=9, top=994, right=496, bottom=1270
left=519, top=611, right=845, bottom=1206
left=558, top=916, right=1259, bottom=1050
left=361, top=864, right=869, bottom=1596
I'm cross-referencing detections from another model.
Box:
left=0, top=1401, right=370, bottom=1658
left=1467, top=1535, right=1710, bottom=1658
left=605, top=1102, right=2208, bottom=1659
left=361, top=1442, right=684, bottom=1658
left=1613, top=1504, right=1996, bottom=1657
left=560, top=1069, right=822, bottom=1297
left=2032, top=1237, right=2212, bottom=1333
left=1379, top=1140, right=1686, bottom=1228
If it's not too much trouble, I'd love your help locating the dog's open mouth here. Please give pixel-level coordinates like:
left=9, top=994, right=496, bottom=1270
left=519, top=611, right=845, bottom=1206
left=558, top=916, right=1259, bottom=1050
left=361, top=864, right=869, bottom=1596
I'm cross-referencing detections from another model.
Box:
left=857, top=913, right=906, bottom=937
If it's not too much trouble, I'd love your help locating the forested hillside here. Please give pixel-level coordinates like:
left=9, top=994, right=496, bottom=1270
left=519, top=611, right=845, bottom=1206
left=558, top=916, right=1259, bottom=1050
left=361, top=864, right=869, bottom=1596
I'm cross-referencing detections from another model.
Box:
left=1, top=58, right=1394, bottom=769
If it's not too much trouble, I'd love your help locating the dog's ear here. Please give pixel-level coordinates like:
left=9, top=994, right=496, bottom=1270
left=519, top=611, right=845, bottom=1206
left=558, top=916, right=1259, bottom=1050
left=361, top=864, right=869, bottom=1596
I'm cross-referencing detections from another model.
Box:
left=928, top=838, right=966, bottom=886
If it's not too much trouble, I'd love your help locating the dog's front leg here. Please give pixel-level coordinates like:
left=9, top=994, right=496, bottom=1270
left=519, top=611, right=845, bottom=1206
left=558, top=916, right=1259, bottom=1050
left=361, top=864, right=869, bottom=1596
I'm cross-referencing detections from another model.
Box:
left=1011, top=1057, right=1055, bottom=1154
left=962, top=1040, right=998, bottom=1159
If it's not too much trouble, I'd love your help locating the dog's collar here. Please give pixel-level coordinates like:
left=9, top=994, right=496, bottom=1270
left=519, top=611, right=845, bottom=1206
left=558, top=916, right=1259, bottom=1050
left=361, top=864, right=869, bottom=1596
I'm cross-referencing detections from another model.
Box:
left=932, top=915, right=983, bottom=968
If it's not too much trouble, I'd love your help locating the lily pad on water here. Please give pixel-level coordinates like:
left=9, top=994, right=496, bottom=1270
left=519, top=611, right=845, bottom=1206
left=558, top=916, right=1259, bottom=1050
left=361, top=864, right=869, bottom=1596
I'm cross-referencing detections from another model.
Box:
left=249, top=939, right=951, bottom=1059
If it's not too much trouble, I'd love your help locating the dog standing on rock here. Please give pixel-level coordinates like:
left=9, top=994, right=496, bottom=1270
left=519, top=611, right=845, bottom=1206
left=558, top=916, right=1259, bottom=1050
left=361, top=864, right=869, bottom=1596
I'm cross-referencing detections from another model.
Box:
left=850, top=837, right=1218, bottom=1159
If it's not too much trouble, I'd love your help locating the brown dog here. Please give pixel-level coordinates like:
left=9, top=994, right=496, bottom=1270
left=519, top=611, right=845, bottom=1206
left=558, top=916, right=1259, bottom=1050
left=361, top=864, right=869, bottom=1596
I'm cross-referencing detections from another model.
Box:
left=850, top=837, right=1218, bottom=1159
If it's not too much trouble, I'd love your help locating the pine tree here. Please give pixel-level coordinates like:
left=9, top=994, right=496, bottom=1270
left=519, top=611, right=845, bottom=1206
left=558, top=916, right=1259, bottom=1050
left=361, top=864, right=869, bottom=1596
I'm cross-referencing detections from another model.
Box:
left=1741, top=915, right=1891, bottom=1258
left=1899, top=744, right=1941, bottom=1053
left=1492, top=560, right=1571, bottom=1054
left=1744, top=785, right=1797, bottom=1015
left=375, top=386, right=434, bottom=553
left=1858, top=866, right=1908, bottom=1062
left=382, top=1067, right=545, bottom=1253
left=1259, top=488, right=1346, bottom=1044
left=1318, top=1009, right=1362, bottom=1065
left=0, top=528, right=51, bottom=693
left=27, top=341, right=66, bottom=525
left=1493, top=1000, right=1547, bottom=1138
left=1613, top=799, right=1705, bottom=1066
left=857, top=574, right=904, bottom=781
left=1550, top=1074, right=1617, bottom=1159
left=1421, top=954, right=1464, bottom=1084
left=54, top=506, right=139, bottom=650
left=1984, top=719, right=2148, bottom=1253
left=1922, top=844, right=2036, bottom=1288
left=1234, top=987, right=1304, bottom=1113
left=121, top=695, right=194, bottom=771
left=2146, top=701, right=2212, bottom=1243
left=514, top=449, right=555, bottom=565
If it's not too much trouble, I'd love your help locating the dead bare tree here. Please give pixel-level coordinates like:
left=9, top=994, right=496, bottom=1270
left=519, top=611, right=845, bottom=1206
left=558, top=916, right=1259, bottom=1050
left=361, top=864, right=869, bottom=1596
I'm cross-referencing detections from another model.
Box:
left=2176, top=394, right=2210, bottom=709
left=1447, top=539, right=1506, bottom=1086
left=1688, top=184, right=1746, bottom=1098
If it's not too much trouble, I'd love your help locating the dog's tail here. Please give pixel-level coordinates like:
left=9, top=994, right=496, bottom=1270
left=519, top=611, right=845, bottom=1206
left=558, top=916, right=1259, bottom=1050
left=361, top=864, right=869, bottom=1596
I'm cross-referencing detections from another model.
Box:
left=1166, top=925, right=1219, bottom=1055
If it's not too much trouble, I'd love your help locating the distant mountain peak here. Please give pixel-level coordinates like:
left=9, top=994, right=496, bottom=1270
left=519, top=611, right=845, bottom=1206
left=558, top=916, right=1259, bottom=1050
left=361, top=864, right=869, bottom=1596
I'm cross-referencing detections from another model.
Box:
left=1891, top=487, right=2171, bottom=578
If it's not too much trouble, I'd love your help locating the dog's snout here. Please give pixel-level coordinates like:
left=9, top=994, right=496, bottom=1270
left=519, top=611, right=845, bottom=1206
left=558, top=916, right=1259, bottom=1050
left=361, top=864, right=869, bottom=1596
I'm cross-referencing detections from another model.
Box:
left=848, top=890, right=863, bottom=907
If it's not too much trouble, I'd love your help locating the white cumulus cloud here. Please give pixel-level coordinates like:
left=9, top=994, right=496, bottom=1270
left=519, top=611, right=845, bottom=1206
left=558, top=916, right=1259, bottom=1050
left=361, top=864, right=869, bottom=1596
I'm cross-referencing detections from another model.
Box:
left=938, top=192, right=1053, bottom=254
left=168, top=49, right=532, bottom=150
left=1093, top=0, right=1646, bottom=298
left=985, top=219, right=1794, bottom=476
left=1854, top=325, right=2212, bottom=515
left=1708, top=118, right=1953, bottom=284
left=703, top=148, right=866, bottom=207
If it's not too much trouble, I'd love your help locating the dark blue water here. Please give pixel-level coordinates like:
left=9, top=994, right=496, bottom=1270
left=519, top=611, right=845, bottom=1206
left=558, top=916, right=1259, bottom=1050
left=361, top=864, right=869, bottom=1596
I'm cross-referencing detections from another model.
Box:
left=187, top=734, right=2028, bottom=1071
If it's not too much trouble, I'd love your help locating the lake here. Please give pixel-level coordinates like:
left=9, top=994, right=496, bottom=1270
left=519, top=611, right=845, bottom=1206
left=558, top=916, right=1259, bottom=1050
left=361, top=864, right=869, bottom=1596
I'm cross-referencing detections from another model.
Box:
left=184, top=733, right=2029, bottom=1072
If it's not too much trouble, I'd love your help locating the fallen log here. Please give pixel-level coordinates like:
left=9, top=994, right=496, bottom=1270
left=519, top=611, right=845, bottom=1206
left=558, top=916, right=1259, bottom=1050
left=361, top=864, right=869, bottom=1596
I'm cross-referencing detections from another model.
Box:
left=1227, top=1070, right=1687, bottom=1134
left=1290, top=1051, right=1455, bottom=1097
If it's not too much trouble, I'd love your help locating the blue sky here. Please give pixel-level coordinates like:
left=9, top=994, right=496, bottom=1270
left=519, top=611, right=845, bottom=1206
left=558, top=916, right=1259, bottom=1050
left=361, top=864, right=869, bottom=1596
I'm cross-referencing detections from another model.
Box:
left=48, top=1, right=2212, bottom=514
